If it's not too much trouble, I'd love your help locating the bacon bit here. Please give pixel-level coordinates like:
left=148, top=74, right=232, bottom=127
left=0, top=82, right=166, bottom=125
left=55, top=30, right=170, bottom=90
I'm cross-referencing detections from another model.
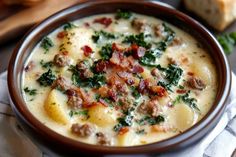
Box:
left=131, top=65, right=144, bottom=73
left=81, top=45, right=93, bottom=57
left=138, top=79, right=150, bottom=94
left=131, top=44, right=146, bottom=59
left=187, top=72, right=194, bottom=76
left=181, top=57, right=188, bottom=63
left=150, top=85, right=166, bottom=97
left=83, top=102, right=99, bottom=108
left=84, top=22, right=90, bottom=27
left=97, top=86, right=109, bottom=97
left=57, top=31, right=66, bottom=39
left=24, top=61, right=35, bottom=72
left=118, top=127, right=129, bottom=135
left=61, top=50, right=69, bottom=55
left=176, top=89, right=187, bottom=94
left=107, top=89, right=117, bottom=101
left=151, top=68, right=159, bottom=77
left=98, top=99, right=109, bottom=107
left=107, top=75, right=121, bottom=86
left=126, top=78, right=135, bottom=85
left=117, top=71, right=132, bottom=79
left=112, top=43, right=123, bottom=52
left=93, top=17, right=112, bottom=27
left=95, top=60, right=108, bottom=73
left=110, top=51, right=122, bottom=65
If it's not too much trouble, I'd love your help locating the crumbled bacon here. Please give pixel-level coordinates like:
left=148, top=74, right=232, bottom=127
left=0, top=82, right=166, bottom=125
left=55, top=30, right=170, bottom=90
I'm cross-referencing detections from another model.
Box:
left=57, top=31, right=67, bottom=39
left=151, top=68, right=159, bottom=77
left=131, top=44, right=146, bottom=59
left=130, top=65, right=144, bottom=73
left=98, top=99, right=109, bottom=107
left=149, top=85, right=166, bottom=97
left=107, top=89, right=117, bottom=101
left=187, top=72, right=194, bottom=76
left=94, top=17, right=112, bottom=27
left=138, top=79, right=150, bottom=94
left=95, top=60, right=108, bottom=73
left=82, top=101, right=99, bottom=108
left=61, top=50, right=69, bottom=55
left=176, top=89, right=187, bottom=94
left=97, top=86, right=109, bottom=97
left=118, top=127, right=129, bottom=135
left=110, top=51, right=122, bottom=65
left=112, top=43, right=123, bottom=52
left=81, top=45, right=93, bottom=57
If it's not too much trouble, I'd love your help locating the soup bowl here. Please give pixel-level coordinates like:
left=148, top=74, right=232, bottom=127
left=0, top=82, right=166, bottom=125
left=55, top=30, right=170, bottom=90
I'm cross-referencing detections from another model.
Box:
left=7, top=0, right=231, bottom=156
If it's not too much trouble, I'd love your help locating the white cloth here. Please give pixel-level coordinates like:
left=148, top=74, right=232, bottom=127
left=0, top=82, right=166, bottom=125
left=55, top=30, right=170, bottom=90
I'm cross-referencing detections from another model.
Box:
left=0, top=71, right=236, bottom=157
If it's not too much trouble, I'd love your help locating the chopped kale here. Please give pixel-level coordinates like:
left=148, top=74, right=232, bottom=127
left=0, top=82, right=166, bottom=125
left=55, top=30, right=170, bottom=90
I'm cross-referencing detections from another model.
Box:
left=40, top=37, right=54, bottom=53
left=24, top=87, right=37, bottom=96
left=130, top=86, right=141, bottom=99
left=123, top=33, right=151, bottom=48
left=181, top=91, right=200, bottom=112
left=99, top=44, right=113, bottom=60
left=172, top=95, right=181, bottom=105
left=40, top=60, right=54, bottom=69
left=157, top=64, right=183, bottom=91
left=217, top=32, right=236, bottom=55
left=69, top=65, right=106, bottom=88
left=37, top=69, right=56, bottom=87
left=63, top=22, right=76, bottom=30
left=113, top=107, right=134, bottom=132
left=139, top=49, right=162, bottom=67
left=116, top=9, right=133, bottom=19
left=92, top=30, right=116, bottom=43
left=137, top=115, right=165, bottom=126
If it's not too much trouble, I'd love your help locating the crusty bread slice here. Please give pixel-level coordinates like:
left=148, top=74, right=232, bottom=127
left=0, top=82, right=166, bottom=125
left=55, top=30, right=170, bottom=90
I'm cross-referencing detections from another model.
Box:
left=183, top=0, right=236, bottom=31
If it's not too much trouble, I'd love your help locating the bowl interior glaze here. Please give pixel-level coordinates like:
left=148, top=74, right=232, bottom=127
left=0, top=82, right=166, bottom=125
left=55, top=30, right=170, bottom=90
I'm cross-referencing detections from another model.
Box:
left=7, top=0, right=231, bottom=155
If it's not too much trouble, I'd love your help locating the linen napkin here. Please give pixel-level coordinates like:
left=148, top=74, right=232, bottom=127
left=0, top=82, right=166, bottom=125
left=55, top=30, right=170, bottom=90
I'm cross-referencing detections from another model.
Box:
left=0, top=71, right=236, bottom=157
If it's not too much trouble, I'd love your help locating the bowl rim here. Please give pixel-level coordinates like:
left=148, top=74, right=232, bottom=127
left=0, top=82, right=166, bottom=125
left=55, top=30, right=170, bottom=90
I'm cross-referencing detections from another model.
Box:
left=7, top=0, right=231, bottom=154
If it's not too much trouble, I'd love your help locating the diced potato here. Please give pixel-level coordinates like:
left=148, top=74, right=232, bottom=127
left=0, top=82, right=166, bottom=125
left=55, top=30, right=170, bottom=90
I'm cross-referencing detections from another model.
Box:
left=169, top=103, right=194, bottom=132
left=63, top=27, right=97, bottom=60
left=88, top=103, right=117, bottom=127
left=117, top=130, right=139, bottom=146
left=140, top=68, right=151, bottom=79
left=44, top=89, right=69, bottom=124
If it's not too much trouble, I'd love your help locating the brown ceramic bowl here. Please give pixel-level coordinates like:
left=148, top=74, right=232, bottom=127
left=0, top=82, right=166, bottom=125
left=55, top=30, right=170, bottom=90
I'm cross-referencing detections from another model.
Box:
left=7, top=0, right=231, bottom=156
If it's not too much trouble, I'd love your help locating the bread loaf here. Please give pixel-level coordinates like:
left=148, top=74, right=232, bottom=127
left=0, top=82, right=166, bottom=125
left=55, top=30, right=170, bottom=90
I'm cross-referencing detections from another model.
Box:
left=183, top=0, right=236, bottom=31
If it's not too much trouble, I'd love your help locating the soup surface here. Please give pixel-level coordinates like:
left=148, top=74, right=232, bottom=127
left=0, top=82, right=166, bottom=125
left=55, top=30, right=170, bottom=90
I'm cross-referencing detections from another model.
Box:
left=22, top=11, right=217, bottom=146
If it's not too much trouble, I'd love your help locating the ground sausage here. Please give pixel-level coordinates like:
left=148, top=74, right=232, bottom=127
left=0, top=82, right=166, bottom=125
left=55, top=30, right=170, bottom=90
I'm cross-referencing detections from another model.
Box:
left=138, top=99, right=159, bottom=117
left=66, top=89, right=83, bottom=109
left=187, top=77, right=206, bottom=90
left=71, top=123, right=93, bottom=137
left=52, top=76, right=70, bottom=91
left=96, top=132, right=110, bottom=146
left=53, top=54, right=69, bottom=67
left=131, top=18, right=149, bottom=33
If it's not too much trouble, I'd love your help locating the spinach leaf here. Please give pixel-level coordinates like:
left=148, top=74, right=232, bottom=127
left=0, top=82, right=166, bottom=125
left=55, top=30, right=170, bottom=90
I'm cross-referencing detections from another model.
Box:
left=123, top=33, right=151, bottom=48
left=99, top=44, right=113, bottom=60
left=37, top=69, right=56, bottom=87
left=92, top=30, right=116, bottom=43
left=116, top=9, right=133, bottom=19
left=137, top=115, right=165, bottom=126
left=40, top=37, right=54, bottom=53
left=180, top=91, right=200, bottom=112
left=40, top=60, right=54, bottom=69
left=24, top=87, right=37, bottom=96
left=139, top=49, right=162, bottom=67
left=130, top=86, right=141, bottom=99
left=113, top=108, right=134, bottom=132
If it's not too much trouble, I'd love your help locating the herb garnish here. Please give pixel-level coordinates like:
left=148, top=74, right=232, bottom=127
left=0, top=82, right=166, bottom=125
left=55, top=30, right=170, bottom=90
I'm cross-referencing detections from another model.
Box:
left=135, top=129, right=146, bottom=135
left=113, top=108, right=134, bottom=132
left=92, top=30, right=116, bottom=43
left=99, top=44, right=113, bottom=60
left=40, top=37, right=54, bottom=53
left=180, top=91, right=200, bottom=112
left=40, top=60, right=54, bottom=69
left=130, top=86, right=141, bottom=99
left=123, top=33, right=151, bottom=48
left=116, top=9, right=133, bottom=19
left=137, top=115, right=165, bottom=126
left=217, top=32, right=236, bottom=55
left=139, top=49, right=162, bottom=67
left=24, top=87, right=37, bottom=96
left=63, top=22, right=76, bottom=30
left=37, top=69, right=56, bottom=87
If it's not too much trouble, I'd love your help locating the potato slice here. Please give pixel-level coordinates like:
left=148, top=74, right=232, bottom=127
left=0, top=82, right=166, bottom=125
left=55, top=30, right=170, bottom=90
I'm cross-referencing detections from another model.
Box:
left=169, top=103, right=194, bottom=132
left=117, top=130, right=139, bottom=146
left=88, top=103, right=117, bottom=127
left=63, top=27, right=97, bottom=60
left=44, top=89, right=69, bottom=124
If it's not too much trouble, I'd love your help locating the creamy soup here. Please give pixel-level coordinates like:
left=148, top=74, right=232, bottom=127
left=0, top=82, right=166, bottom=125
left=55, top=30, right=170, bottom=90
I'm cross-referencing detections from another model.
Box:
left=22, top=10, right=217, bottom=146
